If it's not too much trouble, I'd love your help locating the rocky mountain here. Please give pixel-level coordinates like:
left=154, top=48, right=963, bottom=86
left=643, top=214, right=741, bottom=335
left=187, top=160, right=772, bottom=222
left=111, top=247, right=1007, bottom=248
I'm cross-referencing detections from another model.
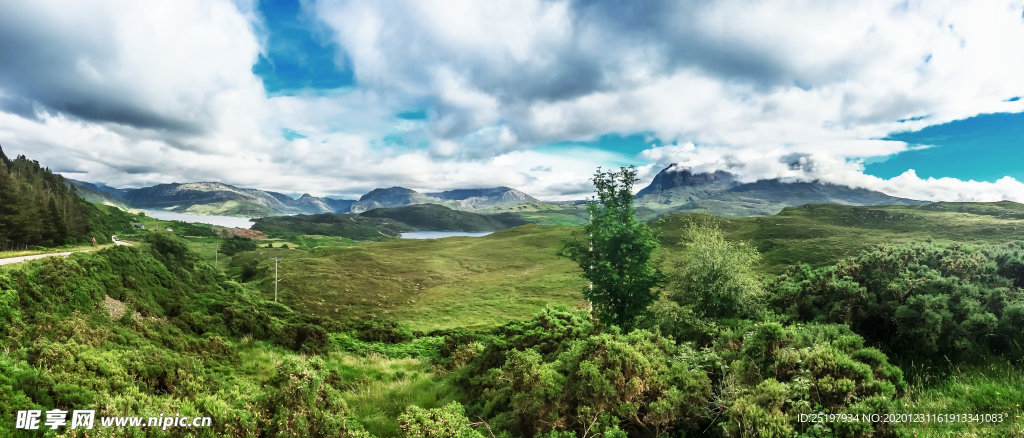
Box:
left=120, top=182, right=356, bottom=217
left=347, top=186, right=535, bottom=213
left=425, top=187, right=539, bottom=209
left=348, top=187, right=435, bottom=213
left=68, top=178, right=541, bottom=218
left=634, top=165, right=927, bottom=218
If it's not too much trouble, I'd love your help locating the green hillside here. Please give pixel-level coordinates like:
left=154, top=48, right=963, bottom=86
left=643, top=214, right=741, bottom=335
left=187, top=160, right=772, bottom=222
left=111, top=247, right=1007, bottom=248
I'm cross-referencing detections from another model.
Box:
left=359, top=203, right=527, bottom=231
left=250, top=213, right=416, bottom=239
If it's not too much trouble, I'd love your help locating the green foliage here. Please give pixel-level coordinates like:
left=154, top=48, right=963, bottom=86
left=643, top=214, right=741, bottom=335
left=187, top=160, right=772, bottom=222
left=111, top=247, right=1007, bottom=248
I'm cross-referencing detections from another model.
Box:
left=260, top=355, right=370, bottom=437
left=399, top=402, right=484, bottom=438
left=458, top=307, right=710, bottom=438
left=219, top=235, right=258, bottom=256
left=769, top=242, right=1024, bottom=361
left=713, top=322, right=907, bottom=438
left=638, top=298, right=719, bottom=346
left=0, top=147, right=134, bottom=249
left=167, top=220, right=218, bottom=237
left=662, top=213, right=764, bottom=320
left=355, top=318, right=416, bottom=343
left=332, top=333, right=446, bottom=360
left=559, top=166, right=661, bottom=330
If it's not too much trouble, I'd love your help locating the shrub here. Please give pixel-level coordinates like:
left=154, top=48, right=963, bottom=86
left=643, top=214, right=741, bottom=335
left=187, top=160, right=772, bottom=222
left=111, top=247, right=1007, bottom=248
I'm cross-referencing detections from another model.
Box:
left=715, top=322, right=906, bottom=438
left=662, top=213, right=764, bottom=320
left=260, top=356, right=370, bottom=437
left=769, top=242, right=1024, bottom=361
left=219, top=235, right=258, bottom=256
left=399, top=402, right=483, bottom=438
left=458, top=308, right=710, bottom=437
left=354, top=318, right=415, bottom=344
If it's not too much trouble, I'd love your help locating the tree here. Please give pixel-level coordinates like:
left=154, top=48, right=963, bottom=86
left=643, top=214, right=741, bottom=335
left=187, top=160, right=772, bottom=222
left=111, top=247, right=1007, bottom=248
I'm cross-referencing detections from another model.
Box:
left=663, top=213, right=764, bottom=320
left=559, top=166, right=660, bottom=330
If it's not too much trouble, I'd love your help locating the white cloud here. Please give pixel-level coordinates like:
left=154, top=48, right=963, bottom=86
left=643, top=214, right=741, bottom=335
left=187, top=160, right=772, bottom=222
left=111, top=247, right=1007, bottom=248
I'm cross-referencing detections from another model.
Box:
left=2, top=0, right=1024, bottom=203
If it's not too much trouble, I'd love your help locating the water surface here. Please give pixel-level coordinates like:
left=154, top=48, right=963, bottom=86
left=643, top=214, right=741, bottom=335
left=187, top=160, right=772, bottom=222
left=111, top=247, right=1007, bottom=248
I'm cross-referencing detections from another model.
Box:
left=143, top=210, right=255, bottom=229
left=400, top=231, right=493, bottom=239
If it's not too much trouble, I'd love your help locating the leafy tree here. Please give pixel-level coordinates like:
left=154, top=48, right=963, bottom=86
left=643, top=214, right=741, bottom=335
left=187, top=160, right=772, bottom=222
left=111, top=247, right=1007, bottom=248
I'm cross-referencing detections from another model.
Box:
left=662, top=213, right=764, bottom=320
left=219, top=235, right=258, bottom=256
left=559, top=166, right=660, bottom=330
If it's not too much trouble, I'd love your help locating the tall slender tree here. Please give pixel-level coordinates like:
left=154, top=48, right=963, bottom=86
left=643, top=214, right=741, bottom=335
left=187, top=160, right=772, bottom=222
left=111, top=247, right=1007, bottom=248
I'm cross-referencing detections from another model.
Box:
left=559, top=166, right=661, bottom=330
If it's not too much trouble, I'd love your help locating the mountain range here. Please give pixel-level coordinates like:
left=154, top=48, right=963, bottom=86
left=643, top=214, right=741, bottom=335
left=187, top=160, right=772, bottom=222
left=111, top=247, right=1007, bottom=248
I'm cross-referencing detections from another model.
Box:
left=68, top=164, right=928, bottom=220
left=633, top=164, right=927, bottom=218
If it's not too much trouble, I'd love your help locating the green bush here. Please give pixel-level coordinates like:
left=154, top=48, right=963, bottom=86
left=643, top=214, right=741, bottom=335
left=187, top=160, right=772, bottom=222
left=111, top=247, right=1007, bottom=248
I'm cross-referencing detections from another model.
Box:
left=769, top=242, right=1024, bottom=361
left=458, top=307, right=710, bottom=437
left=259, top=355, right=370, bottom=437
left=398, top=402, right=483, bottom=438
left=662, top=213, right=764, bottom=320
left=713, top=322, right=906, bottom=438
left=354, top=318, right=415, bottom=343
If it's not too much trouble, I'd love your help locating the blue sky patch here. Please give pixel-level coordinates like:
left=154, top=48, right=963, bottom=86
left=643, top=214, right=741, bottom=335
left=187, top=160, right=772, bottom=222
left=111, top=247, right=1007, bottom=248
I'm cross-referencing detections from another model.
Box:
left=252, top=0, right=353, bottom=93
left=541, top=133, right=663, bottom=155
left=397, top=110, right=428, bottom=120
left=282, top=128, right=306, bottom=141
left=865, top=112, right=1024, bottom=182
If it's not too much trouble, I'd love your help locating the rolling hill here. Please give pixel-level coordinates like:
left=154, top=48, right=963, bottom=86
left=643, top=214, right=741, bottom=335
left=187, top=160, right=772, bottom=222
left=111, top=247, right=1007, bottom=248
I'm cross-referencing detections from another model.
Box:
left=358, top=203, right=528, bottom=231
left=249, top=213, right=416, bottom=239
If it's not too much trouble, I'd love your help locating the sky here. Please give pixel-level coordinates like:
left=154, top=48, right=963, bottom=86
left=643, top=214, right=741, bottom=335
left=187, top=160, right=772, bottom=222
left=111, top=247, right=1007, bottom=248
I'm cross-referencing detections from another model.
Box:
left=1, top=0, right=1024, bottom=201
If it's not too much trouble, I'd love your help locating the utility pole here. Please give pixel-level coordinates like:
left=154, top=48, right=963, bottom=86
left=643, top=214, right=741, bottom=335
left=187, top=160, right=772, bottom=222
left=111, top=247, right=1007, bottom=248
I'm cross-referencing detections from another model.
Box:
left=215, top=244, right=218, bottom=269
left=269, top=257, right=284, bottom=302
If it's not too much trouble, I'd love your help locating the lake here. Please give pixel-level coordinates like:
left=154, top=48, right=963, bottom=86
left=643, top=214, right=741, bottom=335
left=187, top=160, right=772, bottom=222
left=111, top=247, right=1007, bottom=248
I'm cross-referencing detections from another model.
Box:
left=143, top=210, right=255, bottom=229
left=400, top=231, right=493, bottom=239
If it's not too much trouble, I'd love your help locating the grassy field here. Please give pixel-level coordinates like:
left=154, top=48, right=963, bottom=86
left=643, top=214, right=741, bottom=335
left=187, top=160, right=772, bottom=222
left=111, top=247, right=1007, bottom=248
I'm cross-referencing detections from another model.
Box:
left=224, top=201, right=1024, bottom=332
left=477, top=202, right=591, bottom=226
left=658, top=201, right=1024, bottom=275
left=236, top=224, right=588, bottom=331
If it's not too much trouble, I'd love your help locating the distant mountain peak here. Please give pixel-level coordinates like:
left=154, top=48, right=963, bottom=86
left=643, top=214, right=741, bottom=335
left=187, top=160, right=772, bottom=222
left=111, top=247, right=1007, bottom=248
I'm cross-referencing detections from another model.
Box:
left=636, top=165, right=737, bottom=197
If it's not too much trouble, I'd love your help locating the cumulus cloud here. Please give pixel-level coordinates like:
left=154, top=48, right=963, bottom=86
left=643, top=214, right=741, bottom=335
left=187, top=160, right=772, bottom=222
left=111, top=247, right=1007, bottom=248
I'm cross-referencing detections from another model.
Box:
left=1, top=0, right=1024, bottom=202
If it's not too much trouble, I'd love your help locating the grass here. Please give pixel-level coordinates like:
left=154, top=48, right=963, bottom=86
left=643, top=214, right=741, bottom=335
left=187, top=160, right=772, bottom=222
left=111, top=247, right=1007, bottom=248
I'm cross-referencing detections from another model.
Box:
left=223, top=201, right=1024, bottom=330
left=235, top=340, right=455, bottom=438
left=331, top=353, right=457, bottom=438
left=656, top=202, right=1024, bottom=275
left=892, top=358, right=1024, bottom=437
left=238, top=224, right=588, bottom=331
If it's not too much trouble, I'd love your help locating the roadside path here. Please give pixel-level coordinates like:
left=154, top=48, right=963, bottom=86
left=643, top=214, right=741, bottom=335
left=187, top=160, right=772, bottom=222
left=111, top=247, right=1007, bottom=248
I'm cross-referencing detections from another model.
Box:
left=0, top=241, right=132, bottom=267
left=0, top=250, right=93, bottom=266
